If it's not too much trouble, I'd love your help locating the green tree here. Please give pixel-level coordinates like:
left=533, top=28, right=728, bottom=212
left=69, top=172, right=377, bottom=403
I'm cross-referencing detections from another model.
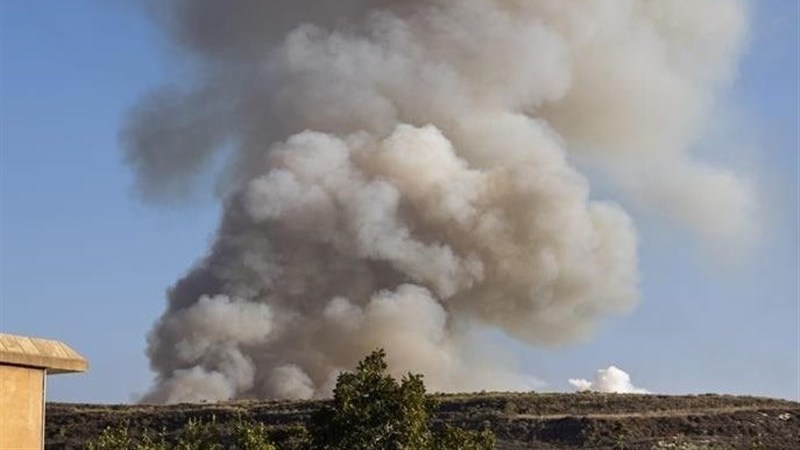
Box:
left=308, top=349, right=495, bottom=450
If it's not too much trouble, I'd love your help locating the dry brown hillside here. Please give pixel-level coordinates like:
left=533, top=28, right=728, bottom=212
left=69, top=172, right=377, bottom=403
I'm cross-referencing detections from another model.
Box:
left=46, top=393, right=799, bottom=449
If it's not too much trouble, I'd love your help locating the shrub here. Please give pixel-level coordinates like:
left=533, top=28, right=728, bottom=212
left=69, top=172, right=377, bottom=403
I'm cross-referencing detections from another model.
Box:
left=85, top=424, right=166, bottom=450
left=85, top=416, right=275, bottom=450
left=230, top=419, right=277, bottom=450
left=308, top=349, right=495, bottom=450
left=433, top=425, right=496, bottom=450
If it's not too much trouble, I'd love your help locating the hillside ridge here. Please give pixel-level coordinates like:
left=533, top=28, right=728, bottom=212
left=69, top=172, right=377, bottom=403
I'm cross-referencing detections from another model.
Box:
left=46, top=393, right=799, bottom=449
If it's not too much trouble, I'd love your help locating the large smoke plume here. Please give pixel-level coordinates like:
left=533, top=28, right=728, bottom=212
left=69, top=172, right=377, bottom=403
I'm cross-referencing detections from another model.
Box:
left=128, top=0, right=755, bottom=403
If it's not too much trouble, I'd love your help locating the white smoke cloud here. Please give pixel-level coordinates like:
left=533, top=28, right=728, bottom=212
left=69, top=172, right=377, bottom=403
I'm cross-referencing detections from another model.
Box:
left=569, top=366, right=649, bottom=394
left=127, top=0, right=756, bottom=403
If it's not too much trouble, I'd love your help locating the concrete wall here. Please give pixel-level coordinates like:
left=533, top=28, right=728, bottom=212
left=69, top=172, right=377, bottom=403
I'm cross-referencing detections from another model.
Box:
left=0, top=365, right=44, bottom=450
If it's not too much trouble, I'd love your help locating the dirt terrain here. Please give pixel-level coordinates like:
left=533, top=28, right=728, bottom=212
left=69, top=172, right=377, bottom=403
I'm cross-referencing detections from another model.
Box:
left=45, top=393, right=799, bottom=449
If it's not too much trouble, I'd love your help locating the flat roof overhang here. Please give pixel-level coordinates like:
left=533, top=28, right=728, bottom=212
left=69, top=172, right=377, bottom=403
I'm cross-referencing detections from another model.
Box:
left=0, top=333, right=88, bottom=374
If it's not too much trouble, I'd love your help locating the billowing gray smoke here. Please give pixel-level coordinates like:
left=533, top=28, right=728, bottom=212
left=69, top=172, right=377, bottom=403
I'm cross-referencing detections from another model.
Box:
left=128, top=0, right=755, bottom=403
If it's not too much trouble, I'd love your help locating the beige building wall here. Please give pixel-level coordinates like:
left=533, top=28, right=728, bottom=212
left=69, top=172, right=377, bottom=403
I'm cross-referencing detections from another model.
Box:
left=0, top=365, right=45, bottom=450
left=0, top=334, right=86, bottom=450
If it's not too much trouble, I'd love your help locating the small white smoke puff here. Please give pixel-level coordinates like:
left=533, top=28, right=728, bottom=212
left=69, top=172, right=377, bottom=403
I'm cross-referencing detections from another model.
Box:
left=569, top=366, right=649, bottom=394
left=127, top=0, right=755, bottom=403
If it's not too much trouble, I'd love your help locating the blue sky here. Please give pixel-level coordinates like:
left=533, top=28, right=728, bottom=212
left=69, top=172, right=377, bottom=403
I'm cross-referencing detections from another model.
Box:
left=1, top=1, right=797, bottom=403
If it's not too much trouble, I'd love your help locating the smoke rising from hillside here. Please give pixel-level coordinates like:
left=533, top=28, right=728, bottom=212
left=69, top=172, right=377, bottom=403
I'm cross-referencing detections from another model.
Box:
left=128, top=0, right=754, bottom=403
left=569, top=366, right=649, bottom=394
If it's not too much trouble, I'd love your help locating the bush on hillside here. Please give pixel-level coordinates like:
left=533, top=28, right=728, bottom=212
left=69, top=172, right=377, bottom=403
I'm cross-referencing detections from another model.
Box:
left=85, top=416, right=276, bottom=450
left=308, top=349, right=495, bottom=450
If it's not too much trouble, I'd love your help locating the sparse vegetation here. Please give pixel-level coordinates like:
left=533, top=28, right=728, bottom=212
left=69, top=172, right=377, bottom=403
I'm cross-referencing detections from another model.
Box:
left=61, top=358, right=800, bottom=450
left=86, top=424, right=162, bottom=450
left=83, top=350, right=494, bottom=450
left=650, top=437, right=716, bottom=450
left=85, top=416, right=276, bottom=450
left=58, top=392, right=800, bottom=450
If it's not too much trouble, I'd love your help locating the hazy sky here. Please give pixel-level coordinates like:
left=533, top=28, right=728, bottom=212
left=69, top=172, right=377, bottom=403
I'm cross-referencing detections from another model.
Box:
left=1, top=0, right=798, bottom=403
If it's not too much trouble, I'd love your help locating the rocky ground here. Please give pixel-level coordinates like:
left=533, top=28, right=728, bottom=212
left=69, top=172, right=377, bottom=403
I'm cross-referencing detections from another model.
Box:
left=46, top=393, right=799, bottom=449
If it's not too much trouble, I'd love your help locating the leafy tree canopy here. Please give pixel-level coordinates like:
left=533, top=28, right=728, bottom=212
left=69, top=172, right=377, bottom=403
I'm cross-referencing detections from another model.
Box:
left=308, top=349, right=495, bottom=450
